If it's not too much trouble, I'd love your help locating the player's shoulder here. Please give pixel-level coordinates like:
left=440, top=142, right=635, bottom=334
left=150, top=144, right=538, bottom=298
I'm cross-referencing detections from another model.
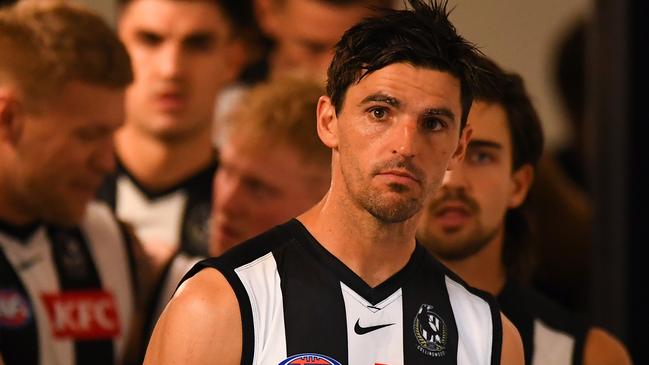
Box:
left=583, top=327, right=632, bottom=365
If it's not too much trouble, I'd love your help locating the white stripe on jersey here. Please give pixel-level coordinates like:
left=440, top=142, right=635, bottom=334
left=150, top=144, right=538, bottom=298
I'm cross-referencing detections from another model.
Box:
left=234, top=252, right=287, bottom=365
left=445, top=275, right=494, bottom=365
left=83, top=202, right=135, bottom=363
left=531, top=319, right=574, bottom=365
left=341, top=283, right=404, bottom=364
left=116, top=176, right=185, bottom=249
left=0, top=227, right=71, bottom=365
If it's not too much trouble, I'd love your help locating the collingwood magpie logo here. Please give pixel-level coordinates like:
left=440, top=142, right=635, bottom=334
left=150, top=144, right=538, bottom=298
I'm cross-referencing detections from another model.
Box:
left=413, top=304, right=447, bottom=357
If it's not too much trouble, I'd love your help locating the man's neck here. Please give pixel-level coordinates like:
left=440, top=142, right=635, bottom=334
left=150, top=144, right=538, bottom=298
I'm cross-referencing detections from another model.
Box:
left=437, top=229, right=507, bottom=296
left=115, top=125, right=215, bottom=192
left=299, top=190, right=418, bottom=288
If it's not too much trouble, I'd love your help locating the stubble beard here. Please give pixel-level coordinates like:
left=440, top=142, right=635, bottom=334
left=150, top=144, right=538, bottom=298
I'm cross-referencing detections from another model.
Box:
left=359, top=182, right=423, bottom=223
left=423, top=223, right=500, bottom=262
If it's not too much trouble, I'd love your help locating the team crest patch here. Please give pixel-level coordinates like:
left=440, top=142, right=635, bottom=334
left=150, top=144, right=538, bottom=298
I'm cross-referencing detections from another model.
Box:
left=413, top=304, right=447, bottom=357
left=278, top=353, right=342, bottom=365
left=0, top=290, right=32, bottom=328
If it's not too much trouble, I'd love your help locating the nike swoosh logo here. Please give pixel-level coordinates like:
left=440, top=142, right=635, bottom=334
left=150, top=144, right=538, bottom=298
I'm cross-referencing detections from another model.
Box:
left=354, top=319, right=395, bottom=335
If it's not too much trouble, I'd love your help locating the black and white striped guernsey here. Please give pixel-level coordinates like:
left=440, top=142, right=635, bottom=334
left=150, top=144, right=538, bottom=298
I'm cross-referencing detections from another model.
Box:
left=182, top=219, right=503, bottom=365
left=498, top=279, right=588, bottom=365
left=0, top=202, right=138, bottom=365
left=97, top=159, right=216, bottom=256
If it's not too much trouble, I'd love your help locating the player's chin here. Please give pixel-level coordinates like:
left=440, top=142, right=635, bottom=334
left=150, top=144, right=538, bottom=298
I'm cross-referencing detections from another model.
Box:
left=45, top=203, right=87, bottom=227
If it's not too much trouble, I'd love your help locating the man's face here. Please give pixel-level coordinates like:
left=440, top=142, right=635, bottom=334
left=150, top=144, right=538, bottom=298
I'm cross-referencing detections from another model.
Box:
left=263, top=0, right=376, bottom=80
left=9, top=82, right=124, bottom=225
left=211, top=136, right=330, bottom=254
left=118, top=0, right=242, bottom=141
left=318, top=63, right=470, bottom=224
left=417, top=101, right=531, bottom=260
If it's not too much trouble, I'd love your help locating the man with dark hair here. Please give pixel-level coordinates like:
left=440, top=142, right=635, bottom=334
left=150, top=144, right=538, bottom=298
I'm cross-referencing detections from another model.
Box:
left=417, top=56, right=631, bottom=365
left=0, top=2, right=149, bottom=364
left=144, top=1, right=523, bottom=364
left=253, top=0, right=392, bottom=81
left=98, top=0, right=246, bottom=262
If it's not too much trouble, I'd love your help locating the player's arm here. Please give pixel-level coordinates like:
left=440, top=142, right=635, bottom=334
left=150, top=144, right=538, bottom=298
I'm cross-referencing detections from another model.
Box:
left=583, top=327, right=633, bottom=365
left=143, top=268, right=242, bottom=365
left=500, top=313, right=524, bottom=365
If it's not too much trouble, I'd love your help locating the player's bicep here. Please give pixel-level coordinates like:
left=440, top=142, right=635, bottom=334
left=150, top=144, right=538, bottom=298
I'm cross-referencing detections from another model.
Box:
left=500, top=312, right=524, bottom=365
left=143, top=268, right=242, bottom=365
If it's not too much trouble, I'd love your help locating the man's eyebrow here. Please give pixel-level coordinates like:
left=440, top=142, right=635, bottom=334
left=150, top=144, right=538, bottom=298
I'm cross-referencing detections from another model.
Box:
left=422, top=108, right=455, bottom=121
left=359, top=93, right=400, bottom=108
left=468, top=139, right=503, bottom=149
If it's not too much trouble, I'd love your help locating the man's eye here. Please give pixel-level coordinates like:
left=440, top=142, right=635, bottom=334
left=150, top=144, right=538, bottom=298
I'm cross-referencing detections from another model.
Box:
left=469, top=151, right=494, bottom=164
left=422, top=117, right=444, bottom=131
left=136, top=31, right=162, bottom=46
left=369, top=107, right=388, bottom=120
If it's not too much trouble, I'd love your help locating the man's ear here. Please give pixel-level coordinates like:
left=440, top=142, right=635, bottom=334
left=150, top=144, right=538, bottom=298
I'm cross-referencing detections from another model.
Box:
left=0, top=88, right=23, bottom=145
left=508, top=164, right=534, bottom=209
left=316, top=95, right=338, bottom=149
left=447, top=124, right=472, bottom=171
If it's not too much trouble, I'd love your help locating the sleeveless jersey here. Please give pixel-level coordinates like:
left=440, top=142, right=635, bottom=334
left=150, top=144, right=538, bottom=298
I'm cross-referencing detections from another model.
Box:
left=182, top=219, right=503, bottom=365
left=0, top=203, right=138, bottom=365
left=498, top=279, right=588, bottom=365
left=97, top=159, right=216, bottom=256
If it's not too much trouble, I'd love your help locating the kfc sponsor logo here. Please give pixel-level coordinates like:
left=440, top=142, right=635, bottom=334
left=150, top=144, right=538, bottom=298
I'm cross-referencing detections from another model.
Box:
left=41, top=290, right=120, bottom=339
left=0, top=290, right=31, bottom=327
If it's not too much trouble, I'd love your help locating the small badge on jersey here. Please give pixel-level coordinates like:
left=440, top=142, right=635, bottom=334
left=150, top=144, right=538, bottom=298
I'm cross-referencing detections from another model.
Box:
left=57, top=232, right=90, bottom=280
left=278, top=353, right=342, bottom=365
left=41, top=290, right=121, bottom=339
left=413, top=304, right=448, bottom=357
left=0, top=290, right=32, bottom=328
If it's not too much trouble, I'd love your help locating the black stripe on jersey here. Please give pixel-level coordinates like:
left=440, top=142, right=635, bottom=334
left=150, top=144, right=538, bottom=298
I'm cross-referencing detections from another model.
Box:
left=274, top=235, right=349, bottom=363
left=401, top=252, right=458, bottom=365
left=0, top=249, right=39, bottom=365
left=47, top=226, right=114, bottom=365
left=117, top=222, right=139, bottom=300
left=498, top=279, right=587, bottom=365
left=179, top=163, right=216, bottom=256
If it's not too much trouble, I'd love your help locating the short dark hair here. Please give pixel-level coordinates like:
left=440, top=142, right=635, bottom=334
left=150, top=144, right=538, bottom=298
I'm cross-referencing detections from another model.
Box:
left=118, top=0, right=256, bottom=37
left=472, top=56, right=545, bottom=281
left=326, top=0, right=484, bottom=128
left=472, top=56, right=544, bottom=171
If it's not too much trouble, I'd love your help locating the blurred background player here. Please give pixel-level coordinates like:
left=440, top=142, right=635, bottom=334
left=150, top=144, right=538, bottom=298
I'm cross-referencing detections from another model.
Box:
left=416, top=57, right=631, bottom=365
left=146, top=77, right=330, bottom=337
left=214, top=0, right=394, bottom=144
left=0, top=2, right=151, bottom=364
left=252, top=0, right=394, bottom=82
left=98, top=0, right=247, bottom=262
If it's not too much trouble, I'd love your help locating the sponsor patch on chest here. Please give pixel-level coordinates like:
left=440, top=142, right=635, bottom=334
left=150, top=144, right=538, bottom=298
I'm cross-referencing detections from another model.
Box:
left=41, top=290, right=120, bottom=339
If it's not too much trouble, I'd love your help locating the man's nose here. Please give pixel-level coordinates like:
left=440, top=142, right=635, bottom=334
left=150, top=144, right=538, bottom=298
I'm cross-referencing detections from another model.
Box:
left=214, top=173, right=246, bottom=217
left=157, top=44, right=184, bottom=79
left=391, top=117, right=418, bottom=158
left=442, top=164, right=470, bottom=189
